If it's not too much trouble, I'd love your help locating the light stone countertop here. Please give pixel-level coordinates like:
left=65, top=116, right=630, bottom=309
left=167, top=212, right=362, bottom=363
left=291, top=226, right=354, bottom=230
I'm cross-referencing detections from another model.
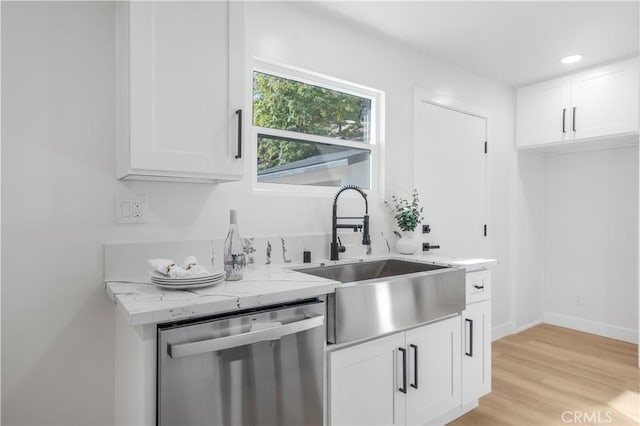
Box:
left=387, top=253, right=498, bottom=269
left=106, top=253, right=497, bottom=327
left=106, top=264, right=339, bottom=326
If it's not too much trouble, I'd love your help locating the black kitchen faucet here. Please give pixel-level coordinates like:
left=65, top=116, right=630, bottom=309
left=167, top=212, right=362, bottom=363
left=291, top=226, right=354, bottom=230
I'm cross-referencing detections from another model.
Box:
left=331, top=185, right=371, bottom=261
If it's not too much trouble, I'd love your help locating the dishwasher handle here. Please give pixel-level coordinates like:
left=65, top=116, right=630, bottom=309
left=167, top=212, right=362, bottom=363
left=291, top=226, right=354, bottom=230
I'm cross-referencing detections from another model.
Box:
left=168, top=315, right=324, bottom=358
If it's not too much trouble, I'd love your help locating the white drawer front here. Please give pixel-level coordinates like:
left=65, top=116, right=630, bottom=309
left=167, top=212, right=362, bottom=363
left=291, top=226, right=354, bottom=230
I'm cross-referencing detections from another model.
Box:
left=466, top=270, right=491, bottom=304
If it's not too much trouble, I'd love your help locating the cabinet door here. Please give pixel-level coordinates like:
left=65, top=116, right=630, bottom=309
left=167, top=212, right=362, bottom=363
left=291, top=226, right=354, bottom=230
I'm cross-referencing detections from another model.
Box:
left=126, top=1, right=243, bottom=179
left=461, top=300, right=491, bottom=404
left=571, top=58, right=639, bottom=140
left=405, top=316, right=461, bottom=425
left=516, top=76, right=571, bottom=147
left=329, top=333, right=406, bottom=426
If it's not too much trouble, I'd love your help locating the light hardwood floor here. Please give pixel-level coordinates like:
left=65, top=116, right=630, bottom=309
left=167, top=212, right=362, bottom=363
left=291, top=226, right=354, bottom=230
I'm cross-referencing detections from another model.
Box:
left=450, top=324, right=639, bottom=426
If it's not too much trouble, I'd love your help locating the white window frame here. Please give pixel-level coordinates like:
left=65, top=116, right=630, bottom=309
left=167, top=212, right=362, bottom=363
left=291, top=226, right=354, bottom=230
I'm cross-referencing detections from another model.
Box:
left=248, top=59, right=385, bottom=198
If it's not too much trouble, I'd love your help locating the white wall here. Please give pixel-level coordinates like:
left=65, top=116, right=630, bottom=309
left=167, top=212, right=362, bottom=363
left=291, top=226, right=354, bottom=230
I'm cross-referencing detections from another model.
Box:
left=239, top=1, right=515, bottom=332
left=1, top=2, right=515, bottom=424
left=543, top=146, right=638, bottom=342
left=514, top=144, right=639, bottom=342
left=2, top=3, right=117, bottom=425
left=514, top=151, right=546, bottom=331
left=1, top=2, right=3, bottom=420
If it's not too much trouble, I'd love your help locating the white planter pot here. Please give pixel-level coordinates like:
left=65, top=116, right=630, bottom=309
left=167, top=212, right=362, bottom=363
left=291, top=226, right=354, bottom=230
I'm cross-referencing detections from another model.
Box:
left=396, top=231, right=419, bottom=255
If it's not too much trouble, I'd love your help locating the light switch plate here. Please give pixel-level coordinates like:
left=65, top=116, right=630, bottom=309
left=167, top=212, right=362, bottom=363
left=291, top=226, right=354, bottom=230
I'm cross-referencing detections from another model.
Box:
left=116, top=195, right=146, bottom=224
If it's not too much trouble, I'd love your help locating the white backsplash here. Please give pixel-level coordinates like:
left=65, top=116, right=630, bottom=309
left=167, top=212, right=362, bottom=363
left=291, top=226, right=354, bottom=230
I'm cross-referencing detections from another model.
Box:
left=104, top=232, right=395, bottom=281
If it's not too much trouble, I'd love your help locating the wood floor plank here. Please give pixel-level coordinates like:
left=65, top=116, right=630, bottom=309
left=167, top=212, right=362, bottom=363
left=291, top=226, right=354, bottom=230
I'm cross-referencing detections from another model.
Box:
left=449, top=324, right=639, bottom=426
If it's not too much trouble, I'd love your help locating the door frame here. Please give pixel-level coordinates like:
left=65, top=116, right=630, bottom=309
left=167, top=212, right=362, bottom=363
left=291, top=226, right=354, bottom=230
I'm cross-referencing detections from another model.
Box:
left=412, top=87, right=493, bottom=258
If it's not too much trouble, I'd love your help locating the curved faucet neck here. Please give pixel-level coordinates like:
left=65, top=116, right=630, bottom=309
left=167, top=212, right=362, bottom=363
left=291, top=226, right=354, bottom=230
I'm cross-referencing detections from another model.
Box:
left=333, top=185, right=368, bottom=213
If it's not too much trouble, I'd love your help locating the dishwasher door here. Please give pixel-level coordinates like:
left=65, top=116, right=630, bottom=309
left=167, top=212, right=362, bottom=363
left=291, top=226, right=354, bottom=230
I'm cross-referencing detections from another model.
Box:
left=157, top=300, right=324, bottom=426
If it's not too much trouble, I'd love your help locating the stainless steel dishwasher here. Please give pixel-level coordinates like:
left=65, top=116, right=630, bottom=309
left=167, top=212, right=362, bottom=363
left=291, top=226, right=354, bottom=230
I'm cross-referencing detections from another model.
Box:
left=157, top=299, right=325, bottom=426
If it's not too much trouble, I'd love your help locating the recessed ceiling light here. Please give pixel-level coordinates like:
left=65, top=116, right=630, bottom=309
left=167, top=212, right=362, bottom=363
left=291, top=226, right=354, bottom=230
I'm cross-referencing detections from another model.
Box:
left=561, top=55, right=583, bottom=64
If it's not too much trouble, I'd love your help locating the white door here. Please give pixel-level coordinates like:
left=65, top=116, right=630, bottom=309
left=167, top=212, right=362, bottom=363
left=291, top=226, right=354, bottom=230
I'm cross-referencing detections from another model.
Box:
left=329, top=332, right=406, bottom=426
left=414, top=100, right=488, bottom=258
left=405, top=316, right=462, bottom=425
left=128, top=1, right=242, bottom=177
left=516, top=76, right=572, bottom=147
left=461, top=300, right=492, bottom=404
left=571, top=57, right=639, bottom=140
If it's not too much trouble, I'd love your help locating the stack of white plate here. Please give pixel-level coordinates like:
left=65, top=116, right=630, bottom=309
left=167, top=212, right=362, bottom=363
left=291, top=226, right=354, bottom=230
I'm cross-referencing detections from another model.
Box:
left=150, top=271, right=225, bottom=290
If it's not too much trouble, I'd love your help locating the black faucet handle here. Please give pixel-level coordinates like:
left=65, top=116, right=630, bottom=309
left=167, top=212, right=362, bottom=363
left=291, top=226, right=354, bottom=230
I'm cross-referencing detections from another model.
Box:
left=422, top=242, right=441, bottom=252
left=337, top=237, right=346, bottom=253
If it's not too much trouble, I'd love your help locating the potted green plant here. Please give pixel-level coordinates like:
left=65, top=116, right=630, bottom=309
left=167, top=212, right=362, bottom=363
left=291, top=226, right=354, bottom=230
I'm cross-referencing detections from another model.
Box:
left=385, top=189, right=424, bottom=254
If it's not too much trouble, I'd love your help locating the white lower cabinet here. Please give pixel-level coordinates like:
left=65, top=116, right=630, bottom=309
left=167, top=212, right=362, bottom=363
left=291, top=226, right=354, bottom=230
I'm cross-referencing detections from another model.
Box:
left=406, top=317, right=462, bottom=425
left=461, top=299, right=491, bottom=404
left=329, top=332, right=406, bottom=425
left=329, top=316, right=461, bottom=426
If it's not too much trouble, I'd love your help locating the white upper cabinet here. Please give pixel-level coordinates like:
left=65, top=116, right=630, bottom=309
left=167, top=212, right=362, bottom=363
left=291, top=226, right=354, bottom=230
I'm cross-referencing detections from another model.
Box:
left=516, top=57, right=638, bottom=150
left=571, top=59, right=639, bottom=140
left=516, top=76, right=571, bottom=147
left=116, top=1, right=245, bottom=182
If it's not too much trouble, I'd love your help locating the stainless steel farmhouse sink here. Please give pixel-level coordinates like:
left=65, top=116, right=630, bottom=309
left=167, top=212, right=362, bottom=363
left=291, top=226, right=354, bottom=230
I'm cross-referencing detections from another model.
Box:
left=295, top=258, right=446, bottom=282
left=295, top=259, right=465, bottom=344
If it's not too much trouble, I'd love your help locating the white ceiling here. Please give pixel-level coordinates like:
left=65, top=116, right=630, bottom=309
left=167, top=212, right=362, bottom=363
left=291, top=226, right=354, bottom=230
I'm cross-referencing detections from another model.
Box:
left=312, top=1, right=639, bottom=87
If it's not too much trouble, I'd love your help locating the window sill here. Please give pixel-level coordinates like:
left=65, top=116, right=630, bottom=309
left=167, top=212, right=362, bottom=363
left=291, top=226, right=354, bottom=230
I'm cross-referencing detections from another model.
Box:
left=252, top=183, right=376, bottom=199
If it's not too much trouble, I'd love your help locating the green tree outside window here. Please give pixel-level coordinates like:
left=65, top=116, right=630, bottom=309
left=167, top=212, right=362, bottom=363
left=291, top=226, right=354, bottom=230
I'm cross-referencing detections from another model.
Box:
left=253, top=72, right=371, bottom=171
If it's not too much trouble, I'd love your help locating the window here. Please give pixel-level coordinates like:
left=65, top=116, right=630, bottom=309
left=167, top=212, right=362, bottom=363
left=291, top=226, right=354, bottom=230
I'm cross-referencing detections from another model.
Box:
left=251, top=66, right=382, bottom=193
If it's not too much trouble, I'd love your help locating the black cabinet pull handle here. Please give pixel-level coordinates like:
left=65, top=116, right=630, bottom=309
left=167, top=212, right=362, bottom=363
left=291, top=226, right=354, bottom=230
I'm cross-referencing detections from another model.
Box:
left=398, top=347, right=407, bottom=393
left=562, top=108, right=566, bottom=133
left=473, top=284, right=484, bottom=290
left=465, top=318, right=474, bottom=357
left=410, top=344, right=418, bottom=389
left=235, top=109, right=242, bottom=159
left=572, top=106, right=576, bottom=132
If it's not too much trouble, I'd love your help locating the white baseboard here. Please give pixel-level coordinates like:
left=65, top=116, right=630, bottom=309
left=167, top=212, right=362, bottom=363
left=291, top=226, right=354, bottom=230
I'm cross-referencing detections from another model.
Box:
left=515, top=319, right=544, bottom=334
left=544, top=312, right=639, bottom=344
left=492, top=322, right=514, bottom=341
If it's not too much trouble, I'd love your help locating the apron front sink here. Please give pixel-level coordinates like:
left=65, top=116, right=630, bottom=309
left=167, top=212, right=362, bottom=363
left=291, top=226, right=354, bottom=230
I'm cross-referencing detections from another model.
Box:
left=295, top=258, right=465, bottom=344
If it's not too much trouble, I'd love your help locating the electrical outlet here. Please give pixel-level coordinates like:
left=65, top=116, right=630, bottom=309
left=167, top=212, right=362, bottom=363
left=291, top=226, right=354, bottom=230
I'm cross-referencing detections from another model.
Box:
left=132, top=199, right=144, bottom=218
left=575, top=294, right=584, bottom=308
left=116, top=195, right=146, bottom=224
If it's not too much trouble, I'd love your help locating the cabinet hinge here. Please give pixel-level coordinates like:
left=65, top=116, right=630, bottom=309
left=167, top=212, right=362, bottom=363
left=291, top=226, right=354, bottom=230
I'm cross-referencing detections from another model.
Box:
left=483, top=224, right=487, bottom=237
left=484, top=141, right=488, bottom=154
